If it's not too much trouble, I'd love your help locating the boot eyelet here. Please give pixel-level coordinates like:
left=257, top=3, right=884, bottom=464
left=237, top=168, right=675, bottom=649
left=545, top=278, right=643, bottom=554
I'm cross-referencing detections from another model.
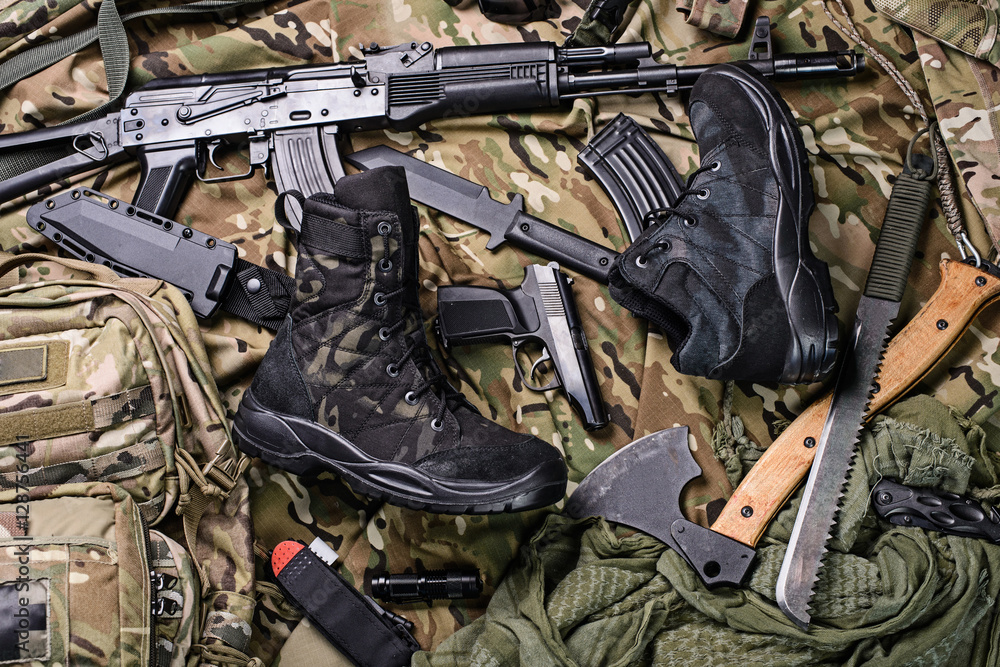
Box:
left=404, top=391, right=418, bottom=405
left=374, top=292, right=387, bottom=306
left=386, top=363, right=400, bottom=377
left=377, top=221, right=393, bottom=235
left=635, top=255, right=648, bottom=268
left=683, top=216, right=698, bottom=227
left=379, top=327, right=391, bottom=340
left=430, top=418, right=444, bottom=431
left=697, top=188, right=710, bottom=200
left=710, top=161, right=721, bottom=172
left=378, top=258, right=393, bottom=272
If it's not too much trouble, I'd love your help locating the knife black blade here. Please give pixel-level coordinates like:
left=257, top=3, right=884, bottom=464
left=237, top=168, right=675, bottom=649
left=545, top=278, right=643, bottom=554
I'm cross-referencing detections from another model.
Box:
left=346, top=146, right=619, bottom=283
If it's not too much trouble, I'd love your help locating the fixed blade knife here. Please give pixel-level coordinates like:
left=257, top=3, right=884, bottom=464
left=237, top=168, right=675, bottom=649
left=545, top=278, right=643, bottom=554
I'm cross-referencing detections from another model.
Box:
left=775, top=155, right=935, bottom=629
left=345, top=146, right=620, bottom=283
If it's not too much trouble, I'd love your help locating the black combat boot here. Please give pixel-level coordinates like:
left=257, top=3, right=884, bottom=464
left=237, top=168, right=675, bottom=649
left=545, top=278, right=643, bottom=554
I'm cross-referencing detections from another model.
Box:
left=608, top=63, right=839, bottom=384
left=233, top=167, right=567, bottom=514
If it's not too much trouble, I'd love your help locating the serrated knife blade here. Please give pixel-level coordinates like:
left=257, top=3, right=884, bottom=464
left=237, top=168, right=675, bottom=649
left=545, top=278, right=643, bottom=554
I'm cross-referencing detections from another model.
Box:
left=775, top=298, right=897, bottom=628
left=775, top=153, right=936, bottom=629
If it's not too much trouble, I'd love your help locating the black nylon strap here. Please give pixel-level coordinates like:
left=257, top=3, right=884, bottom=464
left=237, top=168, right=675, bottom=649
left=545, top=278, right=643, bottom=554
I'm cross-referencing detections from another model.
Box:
left=301, top=212, right=367, bottom=259
left=275, top=546, right=419, bottom=667
left=219, top=258, right=295, bottom=331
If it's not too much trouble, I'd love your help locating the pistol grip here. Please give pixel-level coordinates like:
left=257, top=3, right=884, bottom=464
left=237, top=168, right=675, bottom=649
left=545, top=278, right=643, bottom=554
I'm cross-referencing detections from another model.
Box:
left=436, top=284, right=537, bottom=345
left=135, top=142, right=198, bottom=217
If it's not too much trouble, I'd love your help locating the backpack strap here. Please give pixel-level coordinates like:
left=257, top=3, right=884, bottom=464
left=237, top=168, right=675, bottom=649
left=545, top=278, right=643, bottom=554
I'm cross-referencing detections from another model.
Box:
left=0, top=0, right=267, bottom=182
left=0, top=0, right=267, bottom=117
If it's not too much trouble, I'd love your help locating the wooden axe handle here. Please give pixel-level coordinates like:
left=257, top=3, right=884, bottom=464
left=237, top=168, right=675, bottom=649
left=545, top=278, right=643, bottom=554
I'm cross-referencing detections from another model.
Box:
left=712, top=259, right=1000, bottom=547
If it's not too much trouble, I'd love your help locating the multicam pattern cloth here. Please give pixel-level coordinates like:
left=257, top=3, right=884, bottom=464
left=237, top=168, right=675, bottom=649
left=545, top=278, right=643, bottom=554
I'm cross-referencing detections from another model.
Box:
left=1, top=0, right=1000, bottom=663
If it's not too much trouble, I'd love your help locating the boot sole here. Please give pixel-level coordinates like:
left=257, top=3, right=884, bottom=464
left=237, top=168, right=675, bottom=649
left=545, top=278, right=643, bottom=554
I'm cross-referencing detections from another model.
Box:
left=233, top=389, right=568, bottom=514
left=718, top=64, right=840, bottom=384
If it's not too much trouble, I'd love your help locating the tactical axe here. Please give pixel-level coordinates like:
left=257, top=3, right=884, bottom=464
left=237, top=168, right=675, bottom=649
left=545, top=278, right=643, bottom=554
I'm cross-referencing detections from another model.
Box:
left=567, top=258, right=1000, bottom=588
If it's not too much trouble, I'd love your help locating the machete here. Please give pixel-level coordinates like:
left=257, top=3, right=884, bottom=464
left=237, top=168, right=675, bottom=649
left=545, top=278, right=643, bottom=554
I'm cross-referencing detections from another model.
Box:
left=566, top=255, right=1000, bottom=590
left=345, top=146, right=619, bottom=283
left=775, top=154, right=935, bottom=628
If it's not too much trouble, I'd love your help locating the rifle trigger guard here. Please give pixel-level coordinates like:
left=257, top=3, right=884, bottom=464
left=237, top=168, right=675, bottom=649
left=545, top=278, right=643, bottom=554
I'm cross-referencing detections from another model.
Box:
left=72, top=131, right=109, bottom=161
left=197, top=140, right=258, bottom=184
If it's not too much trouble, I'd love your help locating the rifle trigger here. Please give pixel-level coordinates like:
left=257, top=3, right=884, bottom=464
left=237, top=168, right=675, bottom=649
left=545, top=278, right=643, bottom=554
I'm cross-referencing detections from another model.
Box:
left=207, top=140, right=225, bottom=170
left=72, top=132, right=109, bottom=161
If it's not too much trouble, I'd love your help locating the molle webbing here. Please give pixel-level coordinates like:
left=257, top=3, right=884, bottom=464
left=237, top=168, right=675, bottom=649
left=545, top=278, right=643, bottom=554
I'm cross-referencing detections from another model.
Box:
left=0, top=438, right=164, bottom=489
left=0, top=385, right=156, bottom=446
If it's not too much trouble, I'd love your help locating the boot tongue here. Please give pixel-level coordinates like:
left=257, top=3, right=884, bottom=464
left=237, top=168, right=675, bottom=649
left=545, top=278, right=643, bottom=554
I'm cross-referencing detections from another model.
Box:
left=338, top=167, right=471, bottom=410
left=332, top=166, right=412, bottom=215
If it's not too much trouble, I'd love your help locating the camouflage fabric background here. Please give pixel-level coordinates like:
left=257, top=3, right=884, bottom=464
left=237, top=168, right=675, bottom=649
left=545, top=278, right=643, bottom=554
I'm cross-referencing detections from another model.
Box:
left=1, top=0, right=1000, bottom=661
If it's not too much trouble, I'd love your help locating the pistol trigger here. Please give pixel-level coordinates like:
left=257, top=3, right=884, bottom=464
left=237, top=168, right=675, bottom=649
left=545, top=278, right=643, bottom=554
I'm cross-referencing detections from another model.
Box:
left=515, top=345, right=559, bottom=393
left=511, top=340, right=544, bottom=392
left=529, top=348, right=552, bottom=382
left=511, top=341, right=531, bottom=389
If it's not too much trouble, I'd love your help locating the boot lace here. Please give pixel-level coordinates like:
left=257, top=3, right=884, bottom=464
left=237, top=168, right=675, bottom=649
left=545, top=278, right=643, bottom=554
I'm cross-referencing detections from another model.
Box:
left=635, top=160, right=721, bottom=267
left=376, top=297, right=451, bottom=432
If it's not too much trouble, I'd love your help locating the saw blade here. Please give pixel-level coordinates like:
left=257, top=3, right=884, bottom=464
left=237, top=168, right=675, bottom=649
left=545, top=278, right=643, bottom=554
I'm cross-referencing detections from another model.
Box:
left=775, top=297, right=898, bottom=628
left=774, top=150, right=934, bottom=629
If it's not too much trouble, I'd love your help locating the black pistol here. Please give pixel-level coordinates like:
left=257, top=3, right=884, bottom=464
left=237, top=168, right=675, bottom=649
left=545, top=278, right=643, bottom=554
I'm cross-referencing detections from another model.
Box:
left=436, top=263, right=609, bottom=431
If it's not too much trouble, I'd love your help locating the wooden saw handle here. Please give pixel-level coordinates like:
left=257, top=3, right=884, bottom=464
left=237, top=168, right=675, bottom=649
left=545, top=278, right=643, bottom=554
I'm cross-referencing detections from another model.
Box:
left=712, top=259, right=1000, bottom=547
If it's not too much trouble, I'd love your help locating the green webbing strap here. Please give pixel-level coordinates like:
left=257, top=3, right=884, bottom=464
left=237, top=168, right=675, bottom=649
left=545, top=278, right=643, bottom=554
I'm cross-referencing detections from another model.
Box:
left=1, top=0, right=266, bottom=120
left=0, top=0, right=266, bottom=192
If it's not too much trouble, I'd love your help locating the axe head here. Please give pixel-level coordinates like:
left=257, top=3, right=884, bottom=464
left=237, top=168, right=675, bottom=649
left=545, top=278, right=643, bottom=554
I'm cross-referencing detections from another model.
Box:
left=566, top=427, right=755, bottom=587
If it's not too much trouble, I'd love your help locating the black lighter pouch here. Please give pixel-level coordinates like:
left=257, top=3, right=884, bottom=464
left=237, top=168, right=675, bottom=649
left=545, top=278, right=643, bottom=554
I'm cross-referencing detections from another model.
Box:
left=270, top=540, right=420, bottom=666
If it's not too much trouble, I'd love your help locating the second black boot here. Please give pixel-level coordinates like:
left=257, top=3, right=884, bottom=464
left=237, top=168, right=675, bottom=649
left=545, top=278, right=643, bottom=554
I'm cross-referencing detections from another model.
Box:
left=233, top=167, right=567, bottom=514
left=608, top=63, right=840, bottom=384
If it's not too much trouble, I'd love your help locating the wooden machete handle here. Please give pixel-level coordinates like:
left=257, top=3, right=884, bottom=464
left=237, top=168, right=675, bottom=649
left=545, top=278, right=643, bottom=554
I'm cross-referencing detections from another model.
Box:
left=712, top=259, right=1000, bottom=547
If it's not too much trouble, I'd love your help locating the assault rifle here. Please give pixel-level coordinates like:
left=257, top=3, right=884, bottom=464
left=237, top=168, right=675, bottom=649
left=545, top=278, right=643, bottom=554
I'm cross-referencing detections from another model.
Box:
left=0, top=20, right=863, bottom=222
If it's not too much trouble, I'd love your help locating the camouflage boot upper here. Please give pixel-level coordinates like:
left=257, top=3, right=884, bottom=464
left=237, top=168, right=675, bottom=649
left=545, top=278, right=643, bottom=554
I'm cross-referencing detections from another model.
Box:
left=233, top=167, right=568, bottom=514
left=608, top=63, right=840, bottom=384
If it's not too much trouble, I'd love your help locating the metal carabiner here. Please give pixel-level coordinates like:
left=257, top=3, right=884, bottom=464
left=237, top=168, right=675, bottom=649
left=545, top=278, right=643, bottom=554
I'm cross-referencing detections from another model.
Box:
left=956, top=231, right=983, bottom=268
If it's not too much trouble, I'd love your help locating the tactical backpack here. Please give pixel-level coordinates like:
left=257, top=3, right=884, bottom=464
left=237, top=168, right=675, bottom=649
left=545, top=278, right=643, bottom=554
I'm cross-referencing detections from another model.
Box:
left=0, top=252, right=258, bottom=667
